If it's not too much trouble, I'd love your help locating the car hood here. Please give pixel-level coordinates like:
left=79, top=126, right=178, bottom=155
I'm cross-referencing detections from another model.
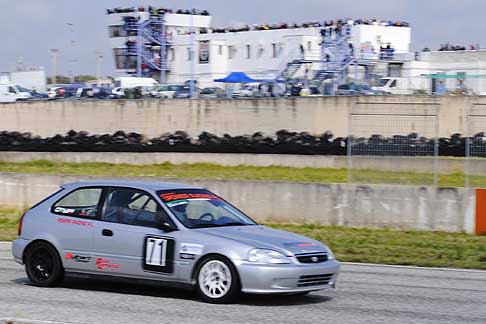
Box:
left=196, top=225, right=328, bottom=256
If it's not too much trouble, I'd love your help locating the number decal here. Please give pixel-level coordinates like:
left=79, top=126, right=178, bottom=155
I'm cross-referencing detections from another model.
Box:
left=145, top=238, right=167, bottom=266
left=143, top=236, right=174, bottom=274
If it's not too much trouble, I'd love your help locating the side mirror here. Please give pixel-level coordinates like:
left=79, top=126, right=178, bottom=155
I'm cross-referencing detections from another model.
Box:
left=158, top=222, right=177, bottom=233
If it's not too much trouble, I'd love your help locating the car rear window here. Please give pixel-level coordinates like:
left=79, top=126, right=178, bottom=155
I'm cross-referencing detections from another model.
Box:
left=52, top=188, right=102, bottom=218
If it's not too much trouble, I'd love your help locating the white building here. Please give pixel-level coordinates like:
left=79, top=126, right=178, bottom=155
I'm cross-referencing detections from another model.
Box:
left=106, top=8, right=412, bottom=87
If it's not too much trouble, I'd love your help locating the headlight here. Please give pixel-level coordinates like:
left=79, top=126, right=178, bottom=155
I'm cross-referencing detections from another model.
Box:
left=248, top=249, right=290, bottom=264
left=327, top=249, right=335, bottom=261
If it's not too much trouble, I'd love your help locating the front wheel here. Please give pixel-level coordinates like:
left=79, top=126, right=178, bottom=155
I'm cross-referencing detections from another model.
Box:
left=25, top=242, right=64, bottom=287
left=196, top=256, right=240, bottom=303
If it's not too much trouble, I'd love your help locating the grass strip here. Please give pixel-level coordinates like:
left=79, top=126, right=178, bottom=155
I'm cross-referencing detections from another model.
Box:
left=0, top=160, right=485, bottom=187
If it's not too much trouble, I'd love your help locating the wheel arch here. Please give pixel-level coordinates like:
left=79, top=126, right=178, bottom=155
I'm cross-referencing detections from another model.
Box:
left=22, top=239, right=63, bottom=265
left=191, top=253, right=241, bottom=287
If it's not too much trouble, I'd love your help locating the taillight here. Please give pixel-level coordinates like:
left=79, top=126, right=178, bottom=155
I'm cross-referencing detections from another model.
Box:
left=18, top=212, right=26, bottom=236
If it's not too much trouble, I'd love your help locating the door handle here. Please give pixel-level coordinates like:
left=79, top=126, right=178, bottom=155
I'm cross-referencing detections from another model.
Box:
left=102, top=229, right=113, bottom=237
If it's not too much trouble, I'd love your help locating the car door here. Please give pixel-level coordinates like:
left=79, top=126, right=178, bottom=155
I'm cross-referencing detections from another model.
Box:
left=92, top=187, right=183, bottom=280
left=50, top=187, right=103, bottom=272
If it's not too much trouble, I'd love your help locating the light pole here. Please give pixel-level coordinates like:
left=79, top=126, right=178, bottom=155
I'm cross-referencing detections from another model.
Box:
left=95, top=51, right=104, bottom=87
left=189, top=0, right=195, bottom=98
left=67, top=22, right=76, bottom=83
left=50, top=49, right=59, bottom=85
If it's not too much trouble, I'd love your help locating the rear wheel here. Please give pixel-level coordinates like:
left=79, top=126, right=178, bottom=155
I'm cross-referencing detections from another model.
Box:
left=25, top=242, right=64, bottom=287
left=196, top=256, right=240, bottom=303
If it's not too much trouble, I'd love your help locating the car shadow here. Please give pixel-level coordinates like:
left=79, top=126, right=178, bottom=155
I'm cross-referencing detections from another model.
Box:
left=12, top=277, right=332, bottom=306
left=238, top=293, right=332, bottom=306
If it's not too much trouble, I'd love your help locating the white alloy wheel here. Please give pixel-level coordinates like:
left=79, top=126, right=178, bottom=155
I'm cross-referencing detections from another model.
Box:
left=198, top=260, right=232, bottom=299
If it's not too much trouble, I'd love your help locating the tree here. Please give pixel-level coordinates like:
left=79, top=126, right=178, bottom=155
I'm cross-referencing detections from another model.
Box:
left=47, top=75, right=71, bottom=84
left=74, top=75, right=97, bottom=83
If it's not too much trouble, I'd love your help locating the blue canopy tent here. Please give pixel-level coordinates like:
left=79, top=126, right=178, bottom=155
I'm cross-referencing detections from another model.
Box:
left=214, top=72, right=257, bottom=83
left=214, top=72, right=258, bottom=98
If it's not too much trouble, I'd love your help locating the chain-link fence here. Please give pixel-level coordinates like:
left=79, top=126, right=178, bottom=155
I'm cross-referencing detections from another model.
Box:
left=466, top=104, right=486, bottom=188
left=348, top=101, right=440, bottom=186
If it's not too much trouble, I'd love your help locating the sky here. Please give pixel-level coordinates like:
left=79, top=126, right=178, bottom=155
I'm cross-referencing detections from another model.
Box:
left=0, top=0, right=484, bottom=77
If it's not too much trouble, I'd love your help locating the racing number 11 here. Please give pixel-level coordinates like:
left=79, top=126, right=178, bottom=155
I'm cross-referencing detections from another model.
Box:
left=146, top=238, right=167, bottom=267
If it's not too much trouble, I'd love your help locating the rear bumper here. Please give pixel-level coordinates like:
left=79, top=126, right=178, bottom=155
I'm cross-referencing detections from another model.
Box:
left=12, top=238, right=30, bottom=265
left=235, top=260, right=340, bottom=294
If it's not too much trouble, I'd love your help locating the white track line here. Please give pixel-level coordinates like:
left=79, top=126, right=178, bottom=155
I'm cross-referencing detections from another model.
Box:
left=342, top=262, right=486, bottom=273
left=0, top=318, right=78, bottom=324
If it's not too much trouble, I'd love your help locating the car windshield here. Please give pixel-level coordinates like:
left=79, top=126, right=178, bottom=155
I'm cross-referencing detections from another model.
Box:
left=378, top=79, right=390, bottom=86
left=158, top=189, right=257, bottom=229
left=17, top=86, right=31, bottom=92
left=201, top=88, right=214, bottom=94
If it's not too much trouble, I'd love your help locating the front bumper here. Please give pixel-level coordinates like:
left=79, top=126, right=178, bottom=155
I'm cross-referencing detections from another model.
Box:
left=235, top=260, right=340, bottom=294
left=12, top=238, right=30, bottom=265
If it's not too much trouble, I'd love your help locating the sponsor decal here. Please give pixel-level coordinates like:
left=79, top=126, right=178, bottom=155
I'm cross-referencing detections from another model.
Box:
left=180, top=243, right=203, bottom=256
left=54, top=207, right=76, bottom=215
left=64, top=253, right=92, bottom=263
left=57, top=218, right=94, bottom=227
left=96, top=258, right=120, bottom=270
left=160, top=192, right=221, bottom=203
left=179, top=253, right=196, bottom=260
left=283, top=242, right=315, bottom=247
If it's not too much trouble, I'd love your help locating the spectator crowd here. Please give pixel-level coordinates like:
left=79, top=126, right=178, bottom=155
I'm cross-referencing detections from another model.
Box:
left=106, top=6, right=210, bottom=16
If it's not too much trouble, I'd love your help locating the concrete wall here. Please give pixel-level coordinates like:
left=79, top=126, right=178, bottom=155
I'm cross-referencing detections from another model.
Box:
left=0, top=172, right=474, bottom=233
left=1, top=96, right=485, bottom=138
left=1, top=151, right=485, bottom=175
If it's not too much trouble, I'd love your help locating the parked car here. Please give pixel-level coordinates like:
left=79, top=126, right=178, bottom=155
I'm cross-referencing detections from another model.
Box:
left=232, top=83, right=260, bottom=98
left=336, top=83, right=383, bottom=96
left=174, top=86, right=199, bottom=99
left=199, top=87, right=226, bottom=99
left=110, top=87, right=126, bottom=99
left=151, top=85, right=184, bottom=99
left=12, top=181, right=339, bottom=303
left=0, top=83, right=33, bottom=102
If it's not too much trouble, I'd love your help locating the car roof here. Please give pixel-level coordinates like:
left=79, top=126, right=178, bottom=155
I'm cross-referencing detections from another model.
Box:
left=61, top=180, right=202, bottom=192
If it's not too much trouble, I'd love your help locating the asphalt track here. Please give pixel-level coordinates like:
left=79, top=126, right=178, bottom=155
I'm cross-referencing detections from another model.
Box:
left=1, top=242, right=486, bottom=324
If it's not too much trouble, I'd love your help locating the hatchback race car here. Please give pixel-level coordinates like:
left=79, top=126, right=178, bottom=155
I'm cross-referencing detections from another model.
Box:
left=12, top=181, right=340, bottom=303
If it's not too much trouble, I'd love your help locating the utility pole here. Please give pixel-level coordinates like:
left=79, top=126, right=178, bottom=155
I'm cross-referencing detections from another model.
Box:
left=67, top=22, right=76, bottom=83
left=95, top=51, right=104, bottom=87
left=50, top=49, right=59, bottom=85
left=189, top=0, right=195, bottom=98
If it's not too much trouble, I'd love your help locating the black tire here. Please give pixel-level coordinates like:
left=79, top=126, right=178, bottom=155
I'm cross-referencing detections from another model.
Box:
left=195, top=255, right=240, bottom=304
left=25, top=241, right=64, bottom=287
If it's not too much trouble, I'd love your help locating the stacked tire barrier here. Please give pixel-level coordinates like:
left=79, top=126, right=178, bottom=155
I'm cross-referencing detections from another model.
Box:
left=0, top=129, right=484, bottom=156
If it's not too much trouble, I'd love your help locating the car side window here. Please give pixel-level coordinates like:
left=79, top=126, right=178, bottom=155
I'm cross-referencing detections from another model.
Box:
left=52, top=188, right=102, bottom=218
left=102, top=187, right=171, bottom=228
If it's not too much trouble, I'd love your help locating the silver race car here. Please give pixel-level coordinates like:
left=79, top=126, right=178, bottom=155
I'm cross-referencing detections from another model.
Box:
left=12, top=181, right=340, bottom=303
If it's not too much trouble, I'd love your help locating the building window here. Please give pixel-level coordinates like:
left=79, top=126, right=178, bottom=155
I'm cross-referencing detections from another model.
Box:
left=218, top=45, right=223, bottom=55
left=228, top=45, right=234, bottom=59
left=169, top=48, right=175, bottom=61
left=186, top=47, right=192, bottom=61
left=272, top=43, right=277, bottom=58
left=108, top=25, right=137, bottom=38
left=307, top=41, right=312, bottom=51
left=113, top=48, right=137, bottom=70
left=245, top=45, right=251, bottom=59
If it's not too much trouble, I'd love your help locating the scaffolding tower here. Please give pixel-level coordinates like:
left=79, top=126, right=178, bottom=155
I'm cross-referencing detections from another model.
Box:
left=122, top=10, right=170, bottom=83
